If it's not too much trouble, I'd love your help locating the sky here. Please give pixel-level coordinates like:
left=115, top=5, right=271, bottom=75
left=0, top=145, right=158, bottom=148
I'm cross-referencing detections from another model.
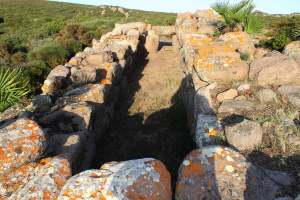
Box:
left=48, top=0, right=300, bottom=14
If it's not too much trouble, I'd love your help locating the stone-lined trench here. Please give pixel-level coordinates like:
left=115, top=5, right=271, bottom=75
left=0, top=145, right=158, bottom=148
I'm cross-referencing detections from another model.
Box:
left=92, top=40, right=195, bottom=194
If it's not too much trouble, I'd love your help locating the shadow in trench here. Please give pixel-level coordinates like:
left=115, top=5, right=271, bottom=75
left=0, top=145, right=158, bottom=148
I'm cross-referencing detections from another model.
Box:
left=92, top=49, right=196, bottom=198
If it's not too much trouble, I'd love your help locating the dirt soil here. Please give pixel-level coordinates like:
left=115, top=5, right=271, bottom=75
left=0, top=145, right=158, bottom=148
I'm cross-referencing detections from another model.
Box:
left=93, top=43, right=195, bottom=196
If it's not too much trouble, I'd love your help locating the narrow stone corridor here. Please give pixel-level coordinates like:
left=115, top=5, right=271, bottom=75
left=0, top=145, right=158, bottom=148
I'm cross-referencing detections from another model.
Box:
left=93, top=45, right=195, bottom=194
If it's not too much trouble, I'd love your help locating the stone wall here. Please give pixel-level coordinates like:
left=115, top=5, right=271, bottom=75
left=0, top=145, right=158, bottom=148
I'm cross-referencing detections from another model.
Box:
left=0, top=13, right=299, bottom=199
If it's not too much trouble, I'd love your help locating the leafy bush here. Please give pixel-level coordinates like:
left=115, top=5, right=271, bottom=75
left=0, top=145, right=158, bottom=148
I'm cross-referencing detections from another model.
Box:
left=164, top=16, right=177, bottom=26
left=0, top=41, right=12, bottom=61
left=28, top=42, right=69, bottom=67
left=22, top=60, right=51, bottom=95
left=0, top=67, right=28, bottom=113
left=259, top=17, right=300, bottom=51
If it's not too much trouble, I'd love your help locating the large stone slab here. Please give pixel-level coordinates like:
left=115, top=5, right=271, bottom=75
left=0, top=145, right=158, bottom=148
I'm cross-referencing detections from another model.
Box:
left=152, top=26, right=176, bottom=36
left=0, top=156, right=71, bottom=199
left=55, top=83, right=110, bottom=108
left=42, top=101, right=95, bottom=132
left=225, top=119, right=262, bottom=151
left=194, top=56, right=249, bottom=83
left=175, top=146, right=292, bottom=200
left=218, top=31, right=252, bottom=50
left=218, top=100, right=267, bottom=116
left=277, top=86, right=300, bottom=108
left=58, top=158, right=171, bottom=200
left=42, top=65, right=70, bottom=94
left=0, top=119, right=47, bottom=180
left=249, top=57, right=300, bottom=86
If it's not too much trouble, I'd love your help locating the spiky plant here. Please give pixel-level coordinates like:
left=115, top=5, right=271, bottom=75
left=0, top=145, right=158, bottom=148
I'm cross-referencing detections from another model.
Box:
left=211, top=0, right=263, bottom=33
left=0, top=67, right=28, bottom=113
left=244, top=14, right=265, bottom=34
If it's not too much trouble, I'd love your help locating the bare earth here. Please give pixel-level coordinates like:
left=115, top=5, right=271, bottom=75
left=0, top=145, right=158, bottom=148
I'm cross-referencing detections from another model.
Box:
left=93, top=44, right=195, bottom=195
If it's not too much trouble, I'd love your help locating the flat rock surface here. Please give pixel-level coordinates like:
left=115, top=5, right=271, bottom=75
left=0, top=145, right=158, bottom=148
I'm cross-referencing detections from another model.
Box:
left=175, top=146, right=284, bottom=200
left=0, top=156, right=71, bottom=199
left=58, top=158, right=171, bottom=200
left=218, top=100, right=267, bottom=116
left=225, top=119, right=262, bottom=151
left=277, top=86, right=300, bottom=108
left=0, top=119, right=47, bottom=180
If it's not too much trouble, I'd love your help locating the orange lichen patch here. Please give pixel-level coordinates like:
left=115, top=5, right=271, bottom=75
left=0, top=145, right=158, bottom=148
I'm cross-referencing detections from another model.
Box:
left=90, top=174, right=102, bottom=178
left=39, top=157, right=54, bottom=165
left=90, top=192, right=98, bottom=198
left=215, top=117, right=221, bottom=121
left=101, top=79, right=112, bottom=88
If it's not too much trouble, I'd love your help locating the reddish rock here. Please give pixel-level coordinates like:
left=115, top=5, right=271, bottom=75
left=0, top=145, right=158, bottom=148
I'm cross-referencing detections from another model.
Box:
left=217, top=89, right=238, bottom=102
left=0, top=119, right=47, bottom=180
left=249, top=57, right=300, bottom=86
left=254, top=48, right=268, bottom=59
left=84, top=50, right=113, bottom=66
left=145, top=31, right=159, bottom=54
left=58, top=158, right=171, bottom=200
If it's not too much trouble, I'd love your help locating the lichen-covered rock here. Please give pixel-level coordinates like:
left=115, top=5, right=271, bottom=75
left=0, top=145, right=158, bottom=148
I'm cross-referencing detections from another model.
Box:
left=195, top=42, right=240, bottom=59
left=42, top=65, right=70, bottom=94
left=194, top=9, right=221, bottom=24
left=96, top=62, right=123, bottom=85
left=195, top=114, right=222, bottom=148
left=71, top=67, right=97, bottom=87
left=69, top=56, right=83, bottom=65
left=42, top=101, right=95, bottom=132
left=0, top=104, right=26, bottom=125
left=84, top=51, right=113, bottom=66
left=218, top=31, right=252, bottom=50
left=194, top=56, right=249, bottom=83
left=182, top=34, right=212, bottom=53
left=55, top=83, right=111, bottom=108
left=0, top=119, right=47, bottom=180
left=249, top=57, right=300, bottom=86
left=278, top=86, right=300, bottom=108
left=0, top=156, right=71, bottom=199
left=105, top=44, right=130, bottom=61
left=264, top=50, right=284, bottom=58
left=283, top=41, right=300, bottom=66
left=225, top=119, right=262, bottom=151
left=58, top=158, right=171, bottom=200
left=152, top=26, right=176, bottom=36
left=175, top=146, right=285, bottom=200
left=218, top=100, right=267, bottom=116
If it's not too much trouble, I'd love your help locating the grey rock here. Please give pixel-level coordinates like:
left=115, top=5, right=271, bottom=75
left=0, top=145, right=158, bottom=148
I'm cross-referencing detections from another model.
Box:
left=218, top=100, right=267, bottom=116
left=194, top=83, right=217, bottom=119
left=30, top=94, right=52, bottom=112
left=237, top=83, right=251, bottom=92
left=256, top=89, right=277, bottom=102
left=278, top=86, right=300, bottom=108
left=225, top=119, right=262, bottom=151
left=71, top=67, right=97, bottom=87
left=264, top=50, right=284, bottom=58
left=176, top=146, right=282, bottom=200
left=283, top=41, right=300, bottom=66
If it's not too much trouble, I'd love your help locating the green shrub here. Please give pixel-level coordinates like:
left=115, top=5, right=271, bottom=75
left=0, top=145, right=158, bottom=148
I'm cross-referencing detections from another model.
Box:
left=11, top=51, right=27, bottom=65
left=0, top=67, right=28, bottom=113
left=22, top=60, right=50, bottom=95
left=164, top=16, right=177, bottom=26
left=28, top=42, right=69, bottom=67
left=62, top=38, right=82, bottom=55
left=240, top=52, right=250, bottom=61
left=0, top=41, right=12, bottom=61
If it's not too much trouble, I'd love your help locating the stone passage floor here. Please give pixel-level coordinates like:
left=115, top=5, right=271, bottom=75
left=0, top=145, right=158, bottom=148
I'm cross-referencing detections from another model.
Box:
left=93, top=46, right=195, bottom=194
